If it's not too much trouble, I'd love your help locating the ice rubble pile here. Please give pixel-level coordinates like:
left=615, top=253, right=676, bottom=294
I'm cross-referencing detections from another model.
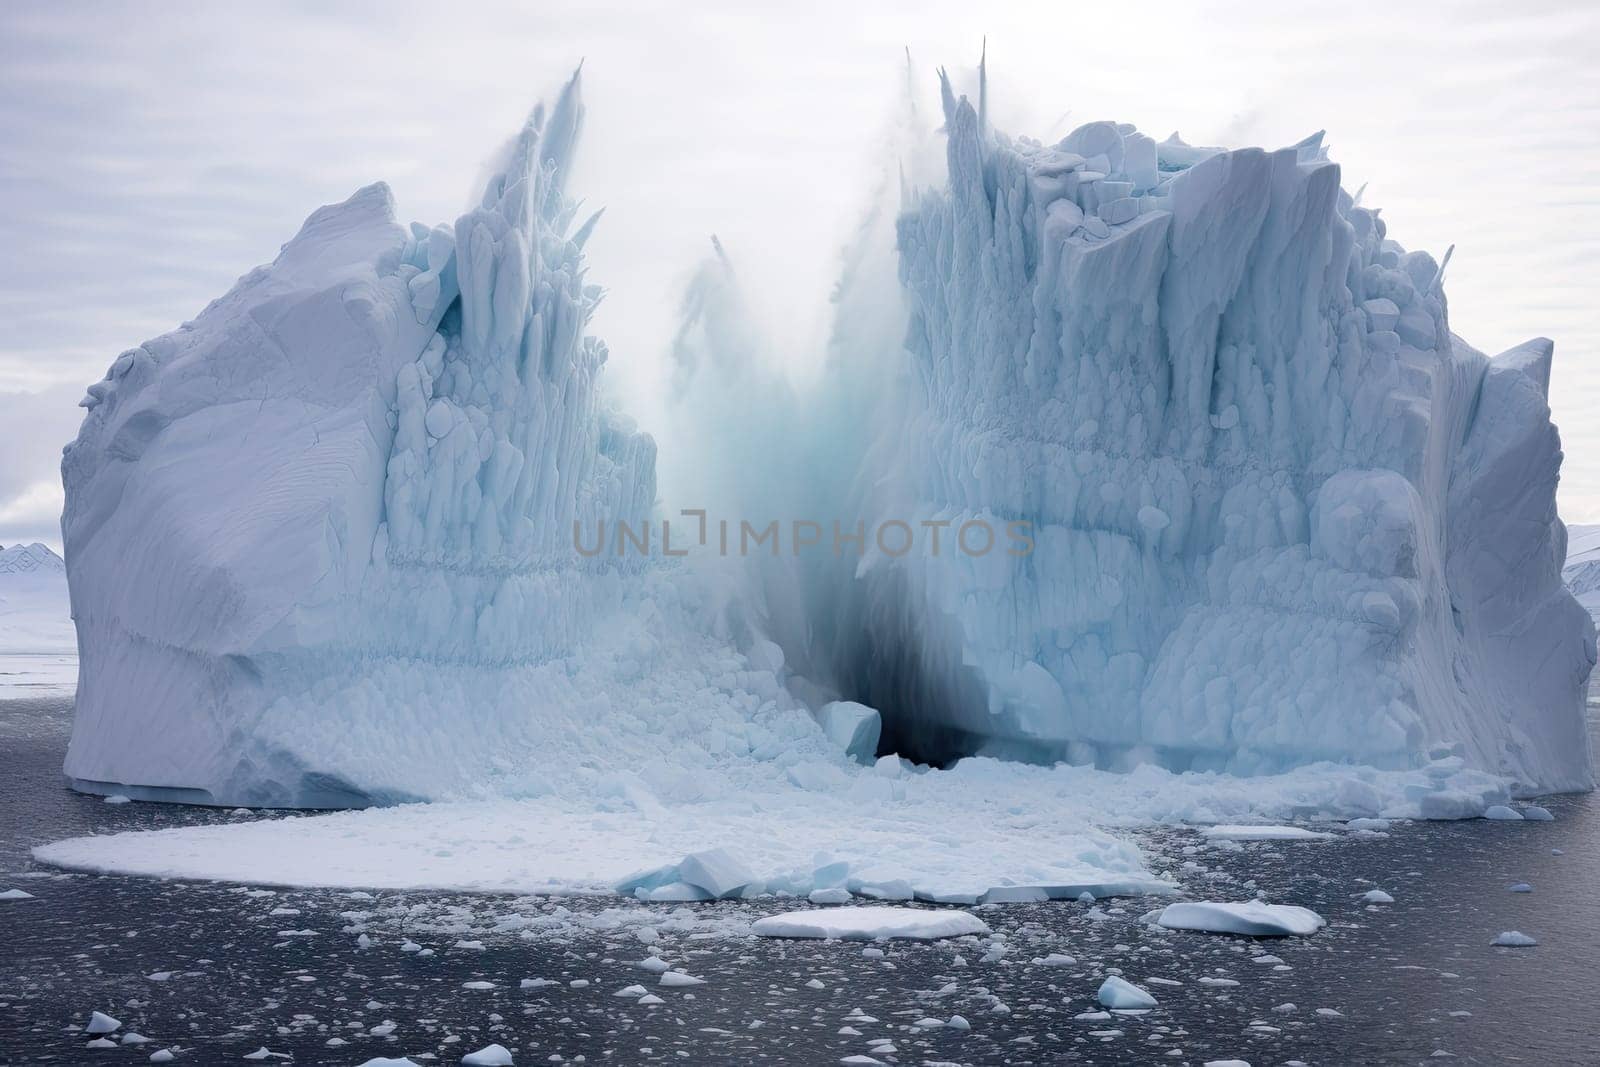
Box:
left=56, top=65, right=1592, bottom=822
left=837, top=73, right=1593, bottom=789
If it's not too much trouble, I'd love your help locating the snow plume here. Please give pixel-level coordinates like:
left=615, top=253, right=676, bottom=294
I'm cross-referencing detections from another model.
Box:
left=55, top=57, right=1591, bottom=836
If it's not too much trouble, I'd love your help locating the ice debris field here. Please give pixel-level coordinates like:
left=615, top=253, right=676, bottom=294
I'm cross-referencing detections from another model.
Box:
left=33, top=60, right=1595, bottom=905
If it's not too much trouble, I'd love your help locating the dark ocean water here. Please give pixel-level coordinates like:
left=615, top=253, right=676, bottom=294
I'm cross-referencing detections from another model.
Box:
left=2, top=695, right=1597, bottom=1066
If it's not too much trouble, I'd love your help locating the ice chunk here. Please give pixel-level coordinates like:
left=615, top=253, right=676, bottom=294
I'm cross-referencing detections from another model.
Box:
left=751, top=906, right=990, bottom=941
left=1156, top=901, right=1326, bottom=937
left=1201, top=826, right=1333, bottom=842
left=85, top=1011, right=121, bottom=1034
left=1033, top=953, right=1077, bottom=967
left=1362, top=889, right=1395, bottom=904
left=677, top=848, right=754, bottom=899
left=1483, top=805, right=1523, bottom=820
left=647, top=883, right=713, bottom=903
left=1521, top=806, right=1554, bottom=821
left=1098, top=976, right=1157, bottom=1010
left=0, top=889, right=36, bottom=901
left=809, top=888, right=852, bottom=905
left=1491, top=931, right=1537, bottom=947
left=817, top=702, right=883, bottom=764
left=461, top=1045, right=515, bottom=1066
left=1363, top=297, right=1400, bottom=332
left=659, top=971, right=706, bottom=987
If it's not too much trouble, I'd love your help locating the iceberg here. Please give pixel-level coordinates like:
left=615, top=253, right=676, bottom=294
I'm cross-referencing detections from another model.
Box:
left=827, top=70, right=1593, bottom=791
left=0, top=542, right=70, bottom=650
left=60, top=71, right=681, bottom=806
left=46, top=60, right=1593, bottom=898
left=0, top=542, right=74, bottom=696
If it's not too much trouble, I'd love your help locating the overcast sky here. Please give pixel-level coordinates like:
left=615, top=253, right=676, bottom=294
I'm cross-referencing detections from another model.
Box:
left=3, top=0, right=1597, bottom=551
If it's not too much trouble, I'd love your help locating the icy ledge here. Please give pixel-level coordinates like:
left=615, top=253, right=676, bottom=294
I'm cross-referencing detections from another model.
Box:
left=33, top=749, right=1518, bottom=902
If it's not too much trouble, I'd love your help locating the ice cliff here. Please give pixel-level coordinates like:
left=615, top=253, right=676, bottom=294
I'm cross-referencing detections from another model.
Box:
left=58, top=67, right=1593, bottom=808
left=828, top=75, right=1592, bottom=789
left=61, top=73, right=681, bottom=804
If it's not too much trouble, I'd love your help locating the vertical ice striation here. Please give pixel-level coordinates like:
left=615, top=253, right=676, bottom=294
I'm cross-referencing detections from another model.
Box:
left=847, top=72, right=1592, bottom=790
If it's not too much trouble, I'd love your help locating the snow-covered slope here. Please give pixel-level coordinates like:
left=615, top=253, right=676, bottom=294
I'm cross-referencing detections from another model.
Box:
left=0, top=543, right=71, bottom=653
left=58, top=65, right=1591, bottom=820
left=826, top=79, right=1593, bottom=792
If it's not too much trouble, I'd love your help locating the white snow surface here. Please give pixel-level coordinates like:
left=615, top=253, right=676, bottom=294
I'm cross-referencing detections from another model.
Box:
left=750, top=906, right=990, bottom=941
left=45, top=66, right=1595, bottom=898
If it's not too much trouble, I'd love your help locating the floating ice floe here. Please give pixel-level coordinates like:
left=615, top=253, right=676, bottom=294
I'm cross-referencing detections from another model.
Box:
left=1156, top=901, right=1326, bottom=937
left=1201, top=825, right=1335, bottom=842
left=1098, top=976, right=1158, bottom=1010
left=1491, top=931, right=1537, bottom=947
left=751, top=906, right=990, bottom=941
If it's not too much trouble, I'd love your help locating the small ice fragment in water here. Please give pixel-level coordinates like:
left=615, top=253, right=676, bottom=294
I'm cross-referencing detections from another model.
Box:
left=1156, top=901, right=1325, bottom=937
left=1097, top=976, right=1157, bottom=1010
left=659, top=971, right=706, bottom=987
left=1202, top=825, right=1333, bottom=842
